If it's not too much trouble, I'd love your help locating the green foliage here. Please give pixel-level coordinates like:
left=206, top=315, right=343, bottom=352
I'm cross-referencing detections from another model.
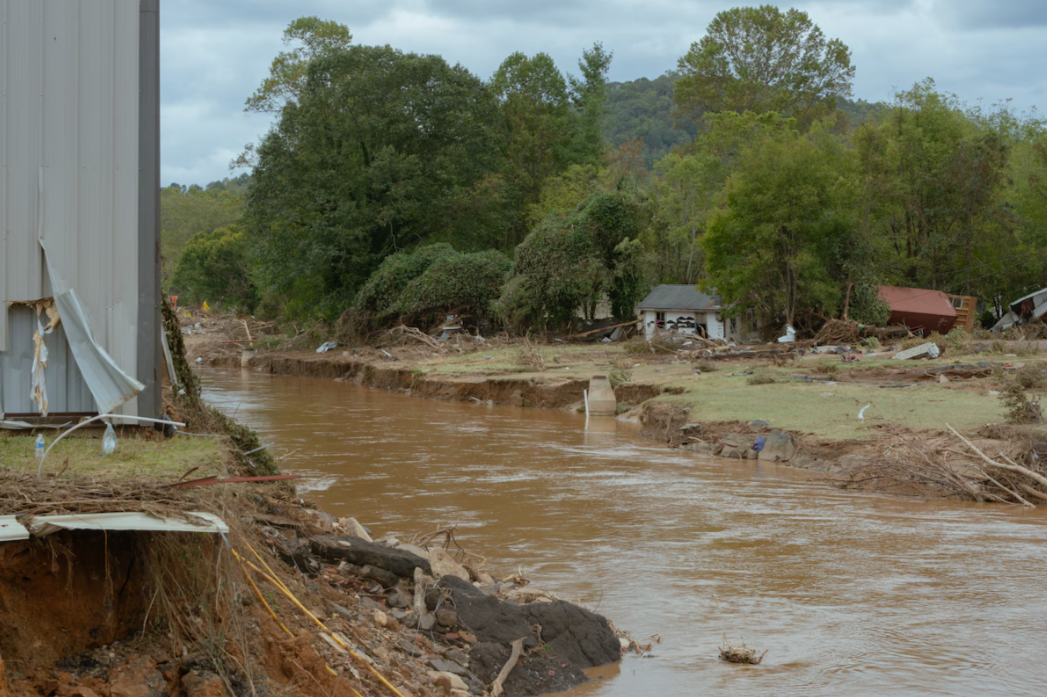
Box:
left=245, top=45, right=502, bottom=319
left=172, top=225, right=256, bottom=310
left=566, top=42, right=614, bottom=167
left=848, top=282, right=892, bottom=326
left=499, top=191, right=647, bottom=329
left=244, top=17, right=353, bottom=115
left=703, top=121, right=857, bottom=325
left=604, top=73, right=696, bottom=167
left=747, top=373, right=778, bottom=385
left=160, top=185, right=243, bottom=286
left=355, top=244, right=511, bottom=327
left=675, top=5, right=854, bottom=129
left=397, top=250, right=513, bottom=325
left=355, top=244, right=458, bottom=317
left=492, top=51, right=574, bottom=246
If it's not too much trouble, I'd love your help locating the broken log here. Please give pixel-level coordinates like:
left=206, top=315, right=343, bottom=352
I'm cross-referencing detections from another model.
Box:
left=310, top=535, right=432, bottom=578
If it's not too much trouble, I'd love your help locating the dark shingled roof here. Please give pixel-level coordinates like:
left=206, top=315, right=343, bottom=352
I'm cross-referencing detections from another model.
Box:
left=636, top=285, right=723, bottom=311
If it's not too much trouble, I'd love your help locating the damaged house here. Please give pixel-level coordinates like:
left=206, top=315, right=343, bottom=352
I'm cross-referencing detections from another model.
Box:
left=637, top=285, right=758, bottom=342
left=992, top=287, right=1047, bottom=332
left=0, top=0, right=161, bottom=423
left=877, top=285, right=959, bottom=336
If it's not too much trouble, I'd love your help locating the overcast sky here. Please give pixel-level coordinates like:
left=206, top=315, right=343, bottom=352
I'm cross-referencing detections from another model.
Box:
left=160, top=0, right=1046, bottom=187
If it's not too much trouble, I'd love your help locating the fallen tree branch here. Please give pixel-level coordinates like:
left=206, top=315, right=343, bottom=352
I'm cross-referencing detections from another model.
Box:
left=491, top=637, right=525, bottom=697
left=946, top=424, right=1047, bottom=490
left=565, top=319, right=640, bottom=339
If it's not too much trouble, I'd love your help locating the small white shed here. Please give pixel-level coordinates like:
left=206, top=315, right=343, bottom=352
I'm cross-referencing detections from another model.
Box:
left=636, top=285, right=756, bottom=343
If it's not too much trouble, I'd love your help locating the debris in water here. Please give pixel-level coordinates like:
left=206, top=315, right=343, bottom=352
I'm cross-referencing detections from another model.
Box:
left=719, top=635, right=767, bottom=665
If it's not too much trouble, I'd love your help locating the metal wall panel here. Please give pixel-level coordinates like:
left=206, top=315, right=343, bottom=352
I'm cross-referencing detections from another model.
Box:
left=0, top=0, right=152, bottom=417
left=0, top=306, right=96, bottom=415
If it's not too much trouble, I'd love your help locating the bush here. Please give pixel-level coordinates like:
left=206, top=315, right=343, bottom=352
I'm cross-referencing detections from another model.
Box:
left=848, top=282, right=892, bottom=326
left=609, top=366, right=634, bottom=387
left=747, top=373, right=777, bottom=385
left=172, top=225, right=256, bottom=310
left=1000, top=381, right=1043, bottom=424
left=695, top=359, right=717, bottom=373
left=355, top=244, right=457, bottom=316
left=1015, top=365, right=1047, bottom=390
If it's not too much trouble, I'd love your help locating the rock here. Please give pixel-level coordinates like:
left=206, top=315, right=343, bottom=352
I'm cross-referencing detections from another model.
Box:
left=181, top=670, right=225, bottom=697
left=419, top=613, right=437, bottom=631
left=373, top=610, right=390, bottom=628
left=397, top=638, right=423, bottom=656
left=397, top=543, right=431, bottom=560
left=750, top=419, right=771, bottom=429
left=426, top=588, right=442, bottom=611
left=683, top=440, right=714, bottom=454
left=444, top=647, right=470, bottom=667
left=403, top=613, right=419, bottom=629
left=758, top=429, right=796, bottom=462
left=390, top=608, right=409, bottom=620
left=330, top=603, right=364, bottom=622
left=109, top=656, right=166, bottom=697
left=619, top=637, right=630, bottom=651
left=429, top=671, right=469, bottom=692
left=360, top=564, right=400, bottom=589
left=435, top=607, right=458, bottom=628
left=373, top=646, right=392, bottom=665
left=310, top=535, right=432, bottom=578
left=429, top=658, right=467, bottom=675
left=359, top=596, right=386, bottom=612
left=273, top=536, right=318, bottom=570
left=939, top=374, right=950, bottom=384
left=429, top=548, right=471, bottom=582
left=438, top=576, right=619, bottom=669
left=386, top=589, right=412, bottom=609
left=468, top=642, right=588, bottom=697
left=339, top=516, right=372, bottom=542
left=716, top=434, right=751, bottom=459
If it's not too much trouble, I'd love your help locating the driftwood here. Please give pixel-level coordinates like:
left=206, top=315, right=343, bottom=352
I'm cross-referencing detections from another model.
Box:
left=565, top=319, right=640, bottom=339
left=490, top=637, right=525, bottom=697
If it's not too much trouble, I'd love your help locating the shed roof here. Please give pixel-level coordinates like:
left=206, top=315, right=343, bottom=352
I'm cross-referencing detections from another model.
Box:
left=878, top=286, right=957, bottom=318
left=637, top=285, right=722, bottom=311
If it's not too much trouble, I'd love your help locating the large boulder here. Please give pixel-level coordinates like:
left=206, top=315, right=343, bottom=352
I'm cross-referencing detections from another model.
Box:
left=438, top=576, right=619, bottom=669
left=716, top=434, right=752, bottom=459
left=310, top=535, right=432, bottom=578
left=758, top=429, right=796, bottom=462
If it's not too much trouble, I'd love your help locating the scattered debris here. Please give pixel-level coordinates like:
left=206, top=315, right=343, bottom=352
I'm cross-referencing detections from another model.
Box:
left=719, top=636, right=767, bottom=665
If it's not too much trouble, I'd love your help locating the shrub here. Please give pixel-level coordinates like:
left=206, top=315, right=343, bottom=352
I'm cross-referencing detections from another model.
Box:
left=848, top=282, right=891, bottom=326
left=609, top=366, right=634, bottom=387
left=1015, top=365, right=1047, bottom=390
left=1000, top=381, right=1043, bottom=424
left=515, top=337, right=546, bottom=371
left=695, top=359, right=717, bottom=373
left=747, top=373, right=777, bottom=385
left=396, top=249, right=512, bottom=325
left=355, top=244, right=456, bottom=316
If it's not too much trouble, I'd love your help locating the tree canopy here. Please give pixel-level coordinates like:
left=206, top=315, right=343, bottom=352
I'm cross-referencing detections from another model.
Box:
left=674, top=5, right=854, bottom=129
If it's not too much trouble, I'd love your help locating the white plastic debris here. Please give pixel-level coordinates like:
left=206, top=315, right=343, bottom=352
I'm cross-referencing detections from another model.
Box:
left=892, top=342, right=940, bottom=360
left=101, top=423, right=117, bottom=455
left=35, top=434, right=45, bottom=460
left=777, top=325, right=796, bottom=343
left=316, top=341, right=338, bottom=354
left=858, top=404, right=871, bottom=421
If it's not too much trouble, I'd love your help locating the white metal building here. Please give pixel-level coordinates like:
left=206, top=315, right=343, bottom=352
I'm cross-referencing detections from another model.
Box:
left=1, top=0, right=160, bottom=422
left=637, top=285, right=758, bottom=343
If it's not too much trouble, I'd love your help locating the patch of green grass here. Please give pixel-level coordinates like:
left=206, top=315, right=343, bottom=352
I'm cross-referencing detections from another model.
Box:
left=654, top=368, right=1007, bottom=440
left=0, top=432, right=227, bottom=480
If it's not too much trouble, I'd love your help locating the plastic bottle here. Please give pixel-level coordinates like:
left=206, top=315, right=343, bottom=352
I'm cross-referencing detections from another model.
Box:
left=35, top=434, right=45, bottom=460
left=102, top=423, right=117, bottom=455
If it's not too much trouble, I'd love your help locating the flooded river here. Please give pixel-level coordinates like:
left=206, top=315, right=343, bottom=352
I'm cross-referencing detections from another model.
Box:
left=202, top=369, right=1047, bottom=696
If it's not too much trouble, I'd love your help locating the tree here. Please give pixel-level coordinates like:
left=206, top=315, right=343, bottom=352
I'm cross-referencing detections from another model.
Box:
left=491, top=52, right=574, bottom=247
left=499, top=191, right=647, bottom=329
left=172, top=225, right=256, bottom=309
left=567, top=42, right=614, bottom=167
left=244, top=17, right=352, bottom=114
left=160, top=185, right=244, bottom=286
left=703, top=124, right=857, bottom=328
left=675, top=6, right=854, bottom=129
left=245, top=45, right=502, bottom=319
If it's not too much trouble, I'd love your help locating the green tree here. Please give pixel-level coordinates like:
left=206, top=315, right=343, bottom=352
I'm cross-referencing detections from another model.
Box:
left=500, top=191, right=647, bottom=329
left=567, top=42, right=614, bottom=167
left=160, top=185, right=244, bottom=286
left=675, top=6, right=854, bottom=129
left=703, top=124, right=857, bottom=327
left=245, top=45, right=502, bottom=319
left=244, top=17, right=353, bottom=114
left=492, top=52, right=573, bottom=247
left=172, top=225, right=256, bottom=309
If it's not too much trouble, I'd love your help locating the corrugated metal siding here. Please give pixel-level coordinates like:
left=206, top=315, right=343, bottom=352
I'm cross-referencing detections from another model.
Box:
left=0, top=305, right=95, bottom=415
left=0, top=0, right=145, bottom=416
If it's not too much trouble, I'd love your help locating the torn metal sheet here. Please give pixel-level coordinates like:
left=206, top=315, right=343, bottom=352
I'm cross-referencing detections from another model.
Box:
left=161, top=325, right=179, bottom=388
left=40, top=241, right=144, bottom=415
left=28, top=511, right=229, bottom=537
left=0, top=516, right=30, bottom=542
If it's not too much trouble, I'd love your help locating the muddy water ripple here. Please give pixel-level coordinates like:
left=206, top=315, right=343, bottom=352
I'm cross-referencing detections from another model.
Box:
left=202, top=369, right=1047, bottom=696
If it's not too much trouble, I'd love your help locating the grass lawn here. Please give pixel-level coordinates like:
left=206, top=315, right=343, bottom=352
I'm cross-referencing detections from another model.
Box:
left=0, top=432, right=228, bottom=480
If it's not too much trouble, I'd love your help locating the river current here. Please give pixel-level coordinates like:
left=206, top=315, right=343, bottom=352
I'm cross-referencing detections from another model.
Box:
left=202, top=368, right=1047, bottom=696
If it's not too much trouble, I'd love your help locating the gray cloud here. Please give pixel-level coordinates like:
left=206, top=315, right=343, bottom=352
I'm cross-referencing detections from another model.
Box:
left=159, top=0, right=1045, bottom=186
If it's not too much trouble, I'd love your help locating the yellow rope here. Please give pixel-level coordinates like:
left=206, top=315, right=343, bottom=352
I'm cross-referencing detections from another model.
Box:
left=233, top=547, right=404, bottom=697
left=238, top=558, right=293, bottom=636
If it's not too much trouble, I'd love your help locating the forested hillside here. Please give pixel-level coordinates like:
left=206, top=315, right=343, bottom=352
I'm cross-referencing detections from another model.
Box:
left=162, top=7, right=1047, bottom=336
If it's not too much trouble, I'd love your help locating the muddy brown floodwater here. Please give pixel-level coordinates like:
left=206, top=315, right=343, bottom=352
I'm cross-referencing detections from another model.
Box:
left=202, top=368, right=1047, bottom=697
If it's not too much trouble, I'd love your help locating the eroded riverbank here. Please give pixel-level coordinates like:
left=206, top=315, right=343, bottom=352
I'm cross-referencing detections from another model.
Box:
left=203, top=367, right=1047, bottom=697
